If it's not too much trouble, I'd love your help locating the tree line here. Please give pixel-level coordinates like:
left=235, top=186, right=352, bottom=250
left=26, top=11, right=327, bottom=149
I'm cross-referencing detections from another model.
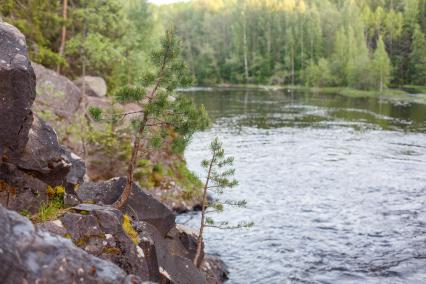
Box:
left=160, top=0, right=426, bottom=91
left=0, top=0, right=160, bottom=89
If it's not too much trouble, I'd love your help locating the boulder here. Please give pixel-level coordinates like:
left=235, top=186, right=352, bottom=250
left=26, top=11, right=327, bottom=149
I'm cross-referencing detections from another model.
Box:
left=201, top=255, right=229, bottom=284
left=76, top=177, right=175, bottom=236
left=136, top=221, right=207, bottom=284
left=0, top=204, right=142, bottom=284
left=33, top=62, right=82, bottom=119
left=165, top=224, right=203, bottom=261
left=75, top=76, right=107, bottom=97
left=58, top=204, right=150, bottom=279
left=0, top=22, right=35, bottom=161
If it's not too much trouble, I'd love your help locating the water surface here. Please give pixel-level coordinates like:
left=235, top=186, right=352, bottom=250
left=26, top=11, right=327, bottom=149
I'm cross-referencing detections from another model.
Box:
left=180, top=89, right=426, bottom=284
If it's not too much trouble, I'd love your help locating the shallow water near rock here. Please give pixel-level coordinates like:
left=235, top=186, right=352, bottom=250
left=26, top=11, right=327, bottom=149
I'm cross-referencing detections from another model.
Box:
left=179, top=89, right=426, bottom=284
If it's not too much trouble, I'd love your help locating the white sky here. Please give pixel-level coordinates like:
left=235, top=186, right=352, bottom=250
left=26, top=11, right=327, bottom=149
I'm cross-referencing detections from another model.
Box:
left=148, top=0, right=188, bottom=4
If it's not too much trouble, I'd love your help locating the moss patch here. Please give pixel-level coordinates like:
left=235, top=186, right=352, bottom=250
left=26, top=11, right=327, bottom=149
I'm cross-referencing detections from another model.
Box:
left=122, top=214, right=139, bottom=245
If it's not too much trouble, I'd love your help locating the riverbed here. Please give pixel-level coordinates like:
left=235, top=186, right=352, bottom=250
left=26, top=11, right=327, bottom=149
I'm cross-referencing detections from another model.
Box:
left=180, top=89, right=426, bottom=284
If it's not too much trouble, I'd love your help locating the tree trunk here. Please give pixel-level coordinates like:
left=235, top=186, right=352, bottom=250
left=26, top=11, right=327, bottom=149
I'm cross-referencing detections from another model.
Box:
left=57, top=0, right=68, bottom=74
left=193, top=154, right=215, bottom=268
left=113, top=114, right=148, bottom=209
left=243, top=11, right=249, bottom=83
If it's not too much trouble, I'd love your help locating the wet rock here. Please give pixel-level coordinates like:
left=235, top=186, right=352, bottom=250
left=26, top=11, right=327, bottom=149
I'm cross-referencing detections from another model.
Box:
left=201, top=255, right=229, bottom=284
left=0, top=22, right=35, bottom=161
left=76, top=177, right=176, bottom=236
left=75, top=76, right=107, bottom=97
left=33, top=62, right=82, bottom=119
left=0, top=204, right=142, bottom=284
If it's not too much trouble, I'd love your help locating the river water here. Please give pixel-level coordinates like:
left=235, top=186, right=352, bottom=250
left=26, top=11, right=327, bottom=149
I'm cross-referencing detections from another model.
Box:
left=180, top=89, right=426, bottom=284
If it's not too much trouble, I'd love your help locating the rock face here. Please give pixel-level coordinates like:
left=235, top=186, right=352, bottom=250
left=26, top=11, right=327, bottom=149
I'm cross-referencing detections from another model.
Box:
left=0, top=22, right=35, bottom=161
left=0, top=204, right=141, bottom=284
left=201, top=255, right=229, bottom=284
left=44, top=204, right=150, bottom=278
left=33, top=63, right=82, bottom=119
left=76, top=177, right=176, bottom=236
left=75, top=76, right=107, bottom=97
left=0, top=22, right=85, bottom=214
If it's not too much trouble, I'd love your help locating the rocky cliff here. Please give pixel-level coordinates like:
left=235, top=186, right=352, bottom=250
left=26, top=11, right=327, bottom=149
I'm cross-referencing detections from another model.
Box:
left=0, top=21, right=226, bottom=284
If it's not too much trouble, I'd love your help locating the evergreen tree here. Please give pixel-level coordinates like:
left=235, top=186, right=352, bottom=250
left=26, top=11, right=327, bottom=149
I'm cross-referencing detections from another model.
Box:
left=193, top=137, right=252, bottom=268
left=371, top=35, right=392, bottom=92
left=90, top=28, right=209, bottom=209
left=410, top=26, right=426, bottom=85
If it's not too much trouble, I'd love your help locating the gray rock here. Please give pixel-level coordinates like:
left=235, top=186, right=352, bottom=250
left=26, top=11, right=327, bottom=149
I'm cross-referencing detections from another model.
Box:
left=0, top=22, right=35, bottom=161
left=201, top=255, right=229, bottom=284
left=75, top=76, right=107, bottom=97
left=136, top=221, right=207, bottom=284
left=0, top=204, right=142, bottom=284
left=76, top=177, right=176, bottom=236
left=166, top=224, right=203, bottom=261
left=0, top=116, right=86, bottom=213
left=33, top=62, right=82, bottom=119
left=57, top=204, right=150, bottom=279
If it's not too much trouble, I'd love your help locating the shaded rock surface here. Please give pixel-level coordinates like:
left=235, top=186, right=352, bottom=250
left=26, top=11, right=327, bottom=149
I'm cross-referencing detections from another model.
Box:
left=136, top=221, right=207, bottom=284
left=33, top=62, right=82, bottom=119
left=0, top=22, right=35, bottom=161
left=0, top=204, right=142, bottom=284
left=75, top=76, right=107, bottom=97
left=76, top=177, right=175, bottom=236
left=201, top=255, right=229, bottom=284
left=0, top=22, right=85, bottom=214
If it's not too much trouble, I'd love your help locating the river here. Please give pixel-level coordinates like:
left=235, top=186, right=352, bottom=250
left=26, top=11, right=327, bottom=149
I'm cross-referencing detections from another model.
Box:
left=179, top=89, right=426, bottom=284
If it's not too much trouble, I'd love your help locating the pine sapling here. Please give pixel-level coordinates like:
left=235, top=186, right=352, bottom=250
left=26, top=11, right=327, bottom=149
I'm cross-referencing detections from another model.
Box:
left=89, top=28, right=209, bottom=209
left=193, top=137, right=253, bottom=268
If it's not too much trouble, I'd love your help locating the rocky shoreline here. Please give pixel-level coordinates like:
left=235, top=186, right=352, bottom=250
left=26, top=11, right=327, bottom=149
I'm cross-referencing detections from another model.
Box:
left=0, top=21, right=227, bottom=284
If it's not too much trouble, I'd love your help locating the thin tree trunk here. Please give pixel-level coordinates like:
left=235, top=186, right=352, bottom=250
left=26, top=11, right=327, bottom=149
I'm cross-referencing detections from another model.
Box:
left=193, top=153, right=215, bottom=268
left=113, top=44, right=170, bottom=209
left=57, top=0, right=68, bottom=74
left=243, top=10, right=249, bottom=83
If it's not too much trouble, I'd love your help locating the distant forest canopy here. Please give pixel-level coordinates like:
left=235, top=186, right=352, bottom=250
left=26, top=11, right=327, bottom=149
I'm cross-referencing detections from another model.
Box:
left=1, top=0, right=426, bottom=91
left=160, top=0, right=426, bottom=90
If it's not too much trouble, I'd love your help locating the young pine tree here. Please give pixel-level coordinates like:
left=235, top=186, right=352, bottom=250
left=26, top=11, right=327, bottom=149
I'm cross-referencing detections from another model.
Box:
left=90, top=28, right=209, bottom=209
left=193, top=137, right=253, bottom=268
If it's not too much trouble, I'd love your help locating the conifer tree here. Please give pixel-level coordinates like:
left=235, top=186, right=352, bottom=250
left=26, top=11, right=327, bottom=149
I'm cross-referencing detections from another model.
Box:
left=193, top=137, right=253, bottom=268
left=410, top=25, right=426, bottom=85
left=372, top=35, right=392, bottom=92
left=90, top=28, right=209, bottom=209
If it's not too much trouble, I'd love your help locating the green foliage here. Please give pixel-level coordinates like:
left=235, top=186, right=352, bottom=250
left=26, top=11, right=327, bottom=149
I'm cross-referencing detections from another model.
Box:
left=371, top=36, right=392, bottom=91
left=89, top=107, right=102, bottom=121
left=305, top=58, right=334, bottom=87
left=160, top=0, right=426, bottom=88
left=410, top=25, right=426, bottom=85
left=200, top=137, right=252, bottom=230
left=32, top=185, right=66, bottom=223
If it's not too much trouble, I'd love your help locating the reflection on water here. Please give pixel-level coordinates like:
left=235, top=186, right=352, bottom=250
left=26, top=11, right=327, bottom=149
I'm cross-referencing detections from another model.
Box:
left=180, top=89, right=426, bottom=284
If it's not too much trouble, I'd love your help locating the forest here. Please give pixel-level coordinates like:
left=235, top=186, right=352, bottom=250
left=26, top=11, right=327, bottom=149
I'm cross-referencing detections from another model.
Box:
left=1, top=0, right=426, bottom=93
left=162, top=0, right=426, bottom=91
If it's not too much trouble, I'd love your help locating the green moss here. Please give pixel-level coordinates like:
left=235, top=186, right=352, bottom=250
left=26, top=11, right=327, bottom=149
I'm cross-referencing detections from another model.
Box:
left=75, top=236, right=90, bottom=247
left=122, top=214, right=139, bottom=245
left=20, top=210, right=30, bottom=217
left=64, top=233, right=72, bottom=239
left=103, top=247, right=121, bottom=255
